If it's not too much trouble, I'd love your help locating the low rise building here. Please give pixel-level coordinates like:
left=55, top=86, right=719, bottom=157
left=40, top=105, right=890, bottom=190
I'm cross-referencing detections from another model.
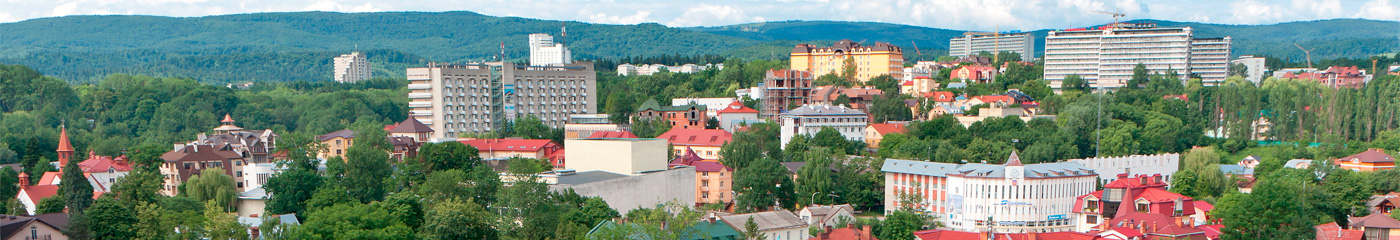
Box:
left=719, top=210, right=810, bottom=240
left=1333, top=148, right=1395, bottom=172
left=865, top=123, right=907, bottom=149
left=951, top=66, right=997, bottom=83
left=780, top=105, right=868, bottom=149
left=564, top=137, right=668, bottom=174
left=1072, top=174, right=1207, bottom=233
left=459, top=138, right=564, bottom=169
left=670, top=148, right=734, bottom=207
left=158, top=115, right=275, bottom=196
left=716, top=101, right=761, bottom=132
left=1066, top=153, right=1180, bottom=186
left=884, top=152, right=1098, bottom=233
left=672, top=97, right=737, bottom=117
left=799, top=204, right=856, bottom=228
left=637, top=99, right=709, bottom=130
left=658, top=128, right=732, bottom=160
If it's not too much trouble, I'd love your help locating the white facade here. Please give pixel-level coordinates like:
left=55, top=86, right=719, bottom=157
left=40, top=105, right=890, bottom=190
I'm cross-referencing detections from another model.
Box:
left=882, top=155, right=1098, bottom=233
left=779, top=105, right=868, bottom=149
left=242, top=163, right=278, bottom=191
left=1230, top=55, right=1268, bottom=85
left=333, top=52, right=371, bottom=83
left=529, top=33, right=572, bottom=66
left=949, top=32, right=1036, bottom=59
left=406, top=62, right=597, bottom=139
left=563, top=138, right=667, bottom=174
left=1044, top=26, right=1231, bottom=90
left=1067, top=153, right=1180, bottom=186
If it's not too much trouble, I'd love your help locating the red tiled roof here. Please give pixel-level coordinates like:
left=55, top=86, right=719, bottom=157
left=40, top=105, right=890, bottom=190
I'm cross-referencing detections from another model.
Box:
left=1315, top=222, right=1364, bottom=240
left=388, top=117, right=434, bottom=133
left=691, top=161, right=732, bottom=172
left=658, top=129, right=733, bottom=147
left=977, top=95, right=1014, bottom=104
left=1135, top=187, right=1191, bottom=203
left=459, top=139, right=558, bottom=152
left=1195, top=201, right=1214, bottom=212
left=1073, top=191, right=1104, bottom=213
left=78, top=153, right=133, bottom=173
left=1111, top=227, right=1143, bottom=238
left=914, top=230, right=979, bottom=240
left=867, top=123, right=906, bottom=135
left=1196, top=224, right=1222, bottom=239
left=925, top=91, right=955, bottom=101
left=586, top=131, right=638, bottom=138
left=19, top=185, right=59, bottom=206
left=38, top=172, right=60, bottom=186
left=1151, top=224, right=1205, bottom=237
left=901, top=80, right=914, bottom=86
left=810, top=226, right=878, bottom=240
left=717, top=101, right=759, bottom=114
left=1337, top=148, right=1395, bottom=163
left=1034, top=232, right=1100, bottom=240
left=914, top=230, right=1098, bottom=240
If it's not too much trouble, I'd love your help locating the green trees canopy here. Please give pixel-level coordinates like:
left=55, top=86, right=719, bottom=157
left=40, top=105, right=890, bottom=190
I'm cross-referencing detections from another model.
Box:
left=183, top=167, right=238, bottom=211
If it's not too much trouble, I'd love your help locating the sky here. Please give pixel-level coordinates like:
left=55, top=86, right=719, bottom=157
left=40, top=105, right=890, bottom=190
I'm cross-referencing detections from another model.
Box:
left=2, top=0, right=1399, bottom=31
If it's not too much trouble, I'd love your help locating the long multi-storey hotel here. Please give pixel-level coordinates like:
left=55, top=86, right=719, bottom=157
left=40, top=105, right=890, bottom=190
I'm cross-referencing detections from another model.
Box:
left=790, top=40, right=904, bottom=82
left=407, top=61, right=597, bottom=140
left=1043, top=24, right=1231, bottom=90
left=883, top=152, right=1098, bottom=233
left=333, top=52, right=372, bottom=83
left=949, top=32, right=1036, bottom=59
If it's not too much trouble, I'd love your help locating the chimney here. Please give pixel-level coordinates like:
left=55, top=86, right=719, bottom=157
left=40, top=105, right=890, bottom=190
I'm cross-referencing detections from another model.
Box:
left=978, top=231, right=989, bottom=240
left=861, top=225, right=872, bottom=240
left=1153, top=174, right=1163, bottom=183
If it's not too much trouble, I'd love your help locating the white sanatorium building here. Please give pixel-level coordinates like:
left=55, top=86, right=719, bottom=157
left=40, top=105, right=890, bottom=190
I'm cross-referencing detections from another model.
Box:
left=779, top=104, right=868, bottom=149
left=406, top=62, right=597, bottom=140
left=883, top=152, right=1098, bottom=233
left=949, top=32, right=1036, bottom=60
left=529, top=33, right=572, bottom=66
left=1067, top=153, right=1180, bottom=186
left=1043, top=24, right=1231, bottom=90
left=333, top=52, right=372, bottom=83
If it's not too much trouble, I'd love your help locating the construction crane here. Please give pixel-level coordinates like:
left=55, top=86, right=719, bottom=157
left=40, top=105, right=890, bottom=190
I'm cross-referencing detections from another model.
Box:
left=1094, top=10, right=1125, bottom=29
left=910, top=41, right=922, bottom=58
left=1295, top=43, right=1315, bottom=68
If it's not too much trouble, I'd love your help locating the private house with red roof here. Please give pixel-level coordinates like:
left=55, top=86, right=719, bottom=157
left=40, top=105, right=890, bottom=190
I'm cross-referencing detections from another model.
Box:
left=913, top=229, right=1103, bottom=240
left=658, top=128, right=733, bottom=160
left=77, top=151, right=132, bottom=192
left=459, top=138, right=565, bottom=168
left=669, top=147, right=733, bottom=207
left=1315, top=222, right=1364, bottom=240
left=864, top=123, right=907, bottom=149
left=716, top=101, right=762, bottom=132
left=952, top=65, right=997, bottom=83
left=925, top=91, right=956, bottom=103
left=386, top=117, right=435, bottom=141
left=809, top=224, right=877, bottom=240
left=1333, top=148, right=1395, bottom=172
left=1073, top=173, right=1208, bottom=239
left=1281, top=66, right=1371, bottom=89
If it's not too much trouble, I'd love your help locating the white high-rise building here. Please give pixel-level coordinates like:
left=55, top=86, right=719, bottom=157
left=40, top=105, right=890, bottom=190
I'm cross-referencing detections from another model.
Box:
left=334, top=52, right=372, bottom=83
left=529, top=33, right=572, bottom=66
left=1230, top=55, right=1268, bottom=85
left=407, top=61, right=596, bottom=140
left=779, top=104, right=867, bottom=149
left=949, top=32, right=1036, bottom=60
left=1043, top=24, right=1231, bottom=90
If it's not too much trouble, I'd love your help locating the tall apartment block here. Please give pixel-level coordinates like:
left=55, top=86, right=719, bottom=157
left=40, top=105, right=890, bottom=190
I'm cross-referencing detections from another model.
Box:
left=760, top=69, right=814, bottom=120
left=407, top=62, right=596, bottom=140
left=948, top=32, right=1036, bottom=59
left=529, top=33, right=572, bottom=66
left=334, top=52, right=372, bottom=83
left=1043, top=24, right=1231, bottom=90
left=790, top=40, right=904, bottom=82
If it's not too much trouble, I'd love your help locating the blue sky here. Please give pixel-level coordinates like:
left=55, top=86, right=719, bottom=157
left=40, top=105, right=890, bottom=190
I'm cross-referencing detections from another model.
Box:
left=2, top=0, right=1398, bottom=31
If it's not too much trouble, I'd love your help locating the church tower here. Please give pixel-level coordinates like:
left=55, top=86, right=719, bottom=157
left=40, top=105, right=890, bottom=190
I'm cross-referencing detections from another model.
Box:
left=56, top=124, right=74, bottom=167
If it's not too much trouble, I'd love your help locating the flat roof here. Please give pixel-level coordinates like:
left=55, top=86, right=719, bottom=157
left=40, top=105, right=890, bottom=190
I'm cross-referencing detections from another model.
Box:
left=553, top=170, right=630, bottom=185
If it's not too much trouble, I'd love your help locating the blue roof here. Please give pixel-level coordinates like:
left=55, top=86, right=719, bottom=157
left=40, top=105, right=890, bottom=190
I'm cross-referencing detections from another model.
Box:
left=946, top=83, right=968, bottom=89
left=882, top=158, right=1096, bottom=179
left=882, top=159, right=960, bottom=177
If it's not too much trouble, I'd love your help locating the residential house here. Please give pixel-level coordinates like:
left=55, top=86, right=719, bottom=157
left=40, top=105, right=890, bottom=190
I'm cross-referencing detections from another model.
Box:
left=780, top=105, right=869, bottom=149
left=864, top=123, right=907, bottom=149
left=76, top=151, right=132, bottom=192
left=658, top=128, right=733, bottom=160
left=809, top=225, right=876, bottom=240
left=460, top=138, right=565, bottom=169
left=15, top=172, right=102, bottom=215
left=719, top=210, right=809, bottom=240
left=902, top=76, right=938, bottom=95
left=637, top=99, right=709, bottom=130
left=951, top=66, right=996, bottom=83
left=1218, top=164, right=1256, bottom=193
left=670, top=148, right=734, bottom=207
left=385, top=117, right=435, bottom=142
left=798, top=204, right=855, bottom=228
left=1, top=214, right=69, bottom=240
left=1285, top=159, right=1314, bottom=169
left=1281, top=66, right=1372, bottom=89
left=1367, top=192, right=1400, bottom=215
left=237, top=187, right=267, bottom=218
left=1316, top=222, right=1364, bottom=240
left=811, top=86, right=884, bottom=113
left=924, top=91, right=956, bottom=103
left=781, top=162, right=806, bottom=181
left=158, top=115, right=278, bottom=196
left=1073, top=173, right=1206, bottom=234
left=1346, top=213, right=1400, bottom=240
left=716, top=101, right=761, bottom=132
left=925, top=104, right=963, bottom=119
left=1238, top=155, right=1261, bottom=168
left=1334, top=148, right=1396, bottom=172
left=317, top=129, right=422, bottom=161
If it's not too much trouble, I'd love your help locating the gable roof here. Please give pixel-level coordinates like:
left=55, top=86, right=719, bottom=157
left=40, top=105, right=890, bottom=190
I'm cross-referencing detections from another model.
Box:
left=718, top=210, right=806, bottom=231
left=317, top=129, right=356, bottom=141
left=925, top=91, right=956, bottom=101
left=78, top=153, right=133, bottom=173
left=587, top=131, right=639, bottom=138
left=803, top=204, right=854, bottom=223
left=161, top=144, right=243, bottom=163
left=1315, top=222, right=1364, bottom=240
left=1338, top=148, right=1395, bottom=163
left=781, top=162, right=807, bottom=174
left=867, top=123, right=907, bottom=135
left=717, top=101, right=759, bottom=114
left=1348, top=212, right=1400, bottom=229
left=658, top=129, right=733, bottom=147
left=388, top=117, right=434, bottom=133
left=459, top=139, right=558, bottom=152
left=18, top=185, right=59, bottom=206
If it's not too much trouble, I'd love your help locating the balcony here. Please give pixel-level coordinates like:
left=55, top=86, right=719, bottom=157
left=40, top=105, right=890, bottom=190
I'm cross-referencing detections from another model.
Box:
left=408, top=93, right=433, bottom=99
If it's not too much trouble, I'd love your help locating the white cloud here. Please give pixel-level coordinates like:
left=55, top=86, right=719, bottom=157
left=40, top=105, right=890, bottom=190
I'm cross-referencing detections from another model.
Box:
left=1356, top=0, right=1400, bottom=21
left=665, top=4, right=757, bottom=27
left=1228, top=0, right=1287, bottom=24
left=51, top=2, right=78, bottom=17
left=582, top=9, right=653, bottom=25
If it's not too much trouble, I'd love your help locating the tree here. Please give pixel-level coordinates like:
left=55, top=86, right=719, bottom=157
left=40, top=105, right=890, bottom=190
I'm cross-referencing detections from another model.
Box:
left=1062, top=74, right=1089, bottom=92
left=1128, top=63, right=1150, bottom=88
left=743, top=216, right=767, bottom=240
left=133, top=202, right=165, bottom=240
left=564, top=197, right=620, bottom=233
left=512, top=115, right=551, bottom=140
left=870, top=93, right=913, bottom=123
left=841, top=56, right=858, bottom=84
left=878, top=210, right=936, bottom=240
left=0, top=168, right=18, bottom=201
left=796, top=147, right=838, bottom=206
left=26, top=157, right=56, bottom=186
left=379, top=191, right=425, bottom=229
left=590, top=201, right=703, bottom=239
left=301, top=202, right=414, bottom=239
left=1215, top=172, right=1319, bottom=239
left=734, top=157, right=796, bottom=213
left=630, top=116, right=673, bottom=138
left=60, top=158, right=94, bottom=239
left=419, top=169, right=474, bottom=202
left=344, top=137, right=391, bottom=203
left=111, top=167, right=163, bottom=206
left=86, top=196, right=137, bottom=239
left=35, top=195, right=65, bottom=214
left=420, top=198, right=499, bottom=240
left=495, top=175, right=560, bottom=239
left=183, top=167, right=237, bottom=211
left=1182, top=147, right=1227, bottom=197
left=266, top=132, right=325, bottom=215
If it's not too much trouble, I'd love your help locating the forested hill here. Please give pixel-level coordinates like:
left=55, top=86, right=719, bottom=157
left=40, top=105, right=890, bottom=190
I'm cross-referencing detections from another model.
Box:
left=0, top=11, right=1395, bottom=83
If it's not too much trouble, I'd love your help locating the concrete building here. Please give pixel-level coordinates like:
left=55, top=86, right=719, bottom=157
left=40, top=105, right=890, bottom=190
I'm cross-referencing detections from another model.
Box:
left=563, top=114, right=629, bottom=139
left=779, top=105, right=868, bottom=149
left=617, top=63, right=723, bottom=76
left=716, top=101, right=761, bottom=132
left=949, top=32, right=1036, bottom=60
left=529, top=33, right=572, bottom=66
left=406, top=61, right=596, bottom=140
left=158, top=115, right=275, bottom=196
left=718, top=210, right=810, bottom=240
left=1044, top=24, right=1231, bottom=90
left=1230, top=55, right=1268, bottom=85
left=1066, top=153, right=1180, bottom=186
left=543, top=167, right=696, bottom=215
left=564, top=137, right=668, bottom=174
left=333, top=52, right=371, bottom=83
left=658, top=129, right=732, bottom=160
left=882, top=152, right=1099, bottom=233
left=761, top=69, right=815, bottom=120
left=791, top=39, right=904, bottom=82
left=669, top=148, right=734, bottom=207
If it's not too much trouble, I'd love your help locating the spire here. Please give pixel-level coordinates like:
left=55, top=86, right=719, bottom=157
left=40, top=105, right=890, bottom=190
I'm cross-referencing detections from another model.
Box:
left=1005, top=149, right=1023, bottom=166
left=57, top=124, right=74, bottom=167
left=221, top=114, right=235, bottom=123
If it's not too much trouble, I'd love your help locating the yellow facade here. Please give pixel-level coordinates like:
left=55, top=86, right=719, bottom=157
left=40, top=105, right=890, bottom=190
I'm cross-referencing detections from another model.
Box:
left=790, top=40, right=904, bottom=82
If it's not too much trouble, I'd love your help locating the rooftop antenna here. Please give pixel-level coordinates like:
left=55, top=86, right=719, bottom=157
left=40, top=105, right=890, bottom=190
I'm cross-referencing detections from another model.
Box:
left=561, top=22, right=567, bottom=46
left=499, top=41, right=505, bottom=62
left=1294, top=43, right=1315, bottom=68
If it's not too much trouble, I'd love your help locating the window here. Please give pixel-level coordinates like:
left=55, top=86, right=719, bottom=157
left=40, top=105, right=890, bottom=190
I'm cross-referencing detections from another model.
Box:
left=1137, top=202, right=1150, bottom=212
left=702, top=192, right=708, bottom=199
left=1086, top=200, right=1098, bottom=210
left=237, top=182, right=244, bottom=188
left=702, top=172, right=708, bottom=176
left=1086, top=215, right=1098, bottom=224
left=236, top=171, right=243, bottom=177
left=702, top=181, right=709, bottom=187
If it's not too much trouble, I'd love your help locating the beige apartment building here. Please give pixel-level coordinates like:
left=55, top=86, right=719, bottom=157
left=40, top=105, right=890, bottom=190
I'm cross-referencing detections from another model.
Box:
left=790, top=40, right=904, bottom=82
left=334, top=52, right=371, bottom=83
left=407, top=61, right=597, bottom=140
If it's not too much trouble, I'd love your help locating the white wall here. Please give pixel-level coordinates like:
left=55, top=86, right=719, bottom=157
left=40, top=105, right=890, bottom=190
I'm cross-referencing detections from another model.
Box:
left=1067, top=153, right=1180, bottom=186
left=549, top=168, right=696, bottom=215
left=564, top=138, right=667, bottom=174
